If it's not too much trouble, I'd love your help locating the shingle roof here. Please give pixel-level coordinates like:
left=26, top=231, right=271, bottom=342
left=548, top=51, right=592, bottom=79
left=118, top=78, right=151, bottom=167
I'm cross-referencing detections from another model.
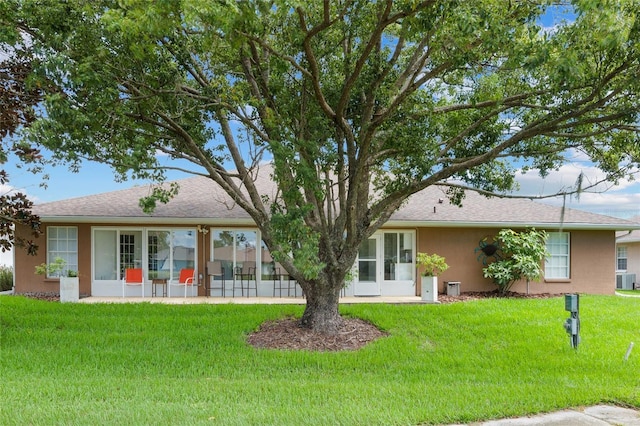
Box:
left=34, top=170, right=640, bottom=230
left=616, top=216, right=640, bottom=241
left=392, top=187, right=639, bottom=229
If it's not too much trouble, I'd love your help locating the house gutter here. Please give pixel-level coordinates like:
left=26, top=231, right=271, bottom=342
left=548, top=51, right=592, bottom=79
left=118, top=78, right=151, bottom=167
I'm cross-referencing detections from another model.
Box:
left=384, top=220, right=640, bottom=231
left=37, top=215, right=256, bottom=226
left=616, top=230, right=640, bottom=243
left=36, top=216, right=640, bottom=232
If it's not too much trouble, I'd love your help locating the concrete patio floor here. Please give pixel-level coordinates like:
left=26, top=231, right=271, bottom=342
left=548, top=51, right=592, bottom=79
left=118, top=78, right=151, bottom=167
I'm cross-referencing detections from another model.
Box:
left=78, top=295, right=425, bottom=304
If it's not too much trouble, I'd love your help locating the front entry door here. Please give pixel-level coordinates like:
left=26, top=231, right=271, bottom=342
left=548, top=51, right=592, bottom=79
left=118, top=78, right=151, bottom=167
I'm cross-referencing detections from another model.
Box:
left=354, top=236, right=381, bottom=296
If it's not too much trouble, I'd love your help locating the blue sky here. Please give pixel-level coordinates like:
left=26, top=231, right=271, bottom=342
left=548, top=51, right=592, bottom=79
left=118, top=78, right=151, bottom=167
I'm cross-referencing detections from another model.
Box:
left=4, top=145, right=638, bottom=216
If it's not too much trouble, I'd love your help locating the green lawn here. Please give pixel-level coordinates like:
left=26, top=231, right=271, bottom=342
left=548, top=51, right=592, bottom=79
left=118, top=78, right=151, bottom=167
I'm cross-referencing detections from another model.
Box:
left=1, top=295, right=638, bottom=425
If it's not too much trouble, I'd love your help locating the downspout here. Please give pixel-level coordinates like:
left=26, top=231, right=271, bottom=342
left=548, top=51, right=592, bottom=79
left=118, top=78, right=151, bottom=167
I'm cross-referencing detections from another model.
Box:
left=616, top=230, right=633, bottom=241
left=11, top=247, right=15, bottom=295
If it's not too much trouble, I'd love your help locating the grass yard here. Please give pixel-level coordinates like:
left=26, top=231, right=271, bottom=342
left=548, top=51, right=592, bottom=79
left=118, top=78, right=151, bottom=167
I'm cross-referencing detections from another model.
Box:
left=1, top=295, right=638, bottom=425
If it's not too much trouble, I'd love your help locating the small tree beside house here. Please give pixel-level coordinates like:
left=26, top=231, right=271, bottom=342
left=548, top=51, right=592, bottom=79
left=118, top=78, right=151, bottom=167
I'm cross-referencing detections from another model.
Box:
left=482, top=229, right=548, bottom=296
left=35, top=257, right=79, bottom=302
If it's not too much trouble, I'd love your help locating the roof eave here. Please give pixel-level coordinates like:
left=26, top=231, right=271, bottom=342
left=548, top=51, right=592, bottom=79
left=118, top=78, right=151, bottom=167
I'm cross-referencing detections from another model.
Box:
left=39, top=216, right=640, bottom=232
left=39, top=215, right=256, bottom=226
left=384, top=220, right=640, bottom=231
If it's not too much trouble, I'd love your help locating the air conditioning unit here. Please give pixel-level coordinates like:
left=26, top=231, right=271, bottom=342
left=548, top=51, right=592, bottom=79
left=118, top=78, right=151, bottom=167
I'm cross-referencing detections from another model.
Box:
left=616, top=273, right=636, bottom=290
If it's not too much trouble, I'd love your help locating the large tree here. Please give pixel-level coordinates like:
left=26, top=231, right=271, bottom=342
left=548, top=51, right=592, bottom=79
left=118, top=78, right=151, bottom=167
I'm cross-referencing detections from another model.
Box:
left=2, top=1, right=639, bottom=332
left=0, top=45, right=44, bottom=255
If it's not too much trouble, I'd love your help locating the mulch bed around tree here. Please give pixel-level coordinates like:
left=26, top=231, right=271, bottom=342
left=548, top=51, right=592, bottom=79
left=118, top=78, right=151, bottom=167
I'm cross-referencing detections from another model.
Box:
left=247, top=316, right=389, bottom=352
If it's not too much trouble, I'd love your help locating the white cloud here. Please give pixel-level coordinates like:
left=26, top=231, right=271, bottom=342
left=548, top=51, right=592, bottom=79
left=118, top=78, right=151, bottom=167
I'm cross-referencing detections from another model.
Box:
left=514, top=162, right=640, bottom=219
left=0, top=181, right=40, bottom=203
left=0, top=183, right=14, bottom=196
left=0, top=249, right=12, bottom=267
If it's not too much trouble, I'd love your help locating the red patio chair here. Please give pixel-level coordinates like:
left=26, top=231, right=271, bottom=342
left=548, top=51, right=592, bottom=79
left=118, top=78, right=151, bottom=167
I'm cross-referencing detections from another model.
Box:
left=122, top=268, right=144, bottom=298
left=169, top=268, right=196, bottom=297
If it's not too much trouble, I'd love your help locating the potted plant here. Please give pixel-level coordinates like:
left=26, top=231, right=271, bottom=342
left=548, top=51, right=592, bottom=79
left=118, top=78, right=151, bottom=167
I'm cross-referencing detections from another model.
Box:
left=35, top=257, right=79, bottom=302
left=416, top=252, right=449, bottom=302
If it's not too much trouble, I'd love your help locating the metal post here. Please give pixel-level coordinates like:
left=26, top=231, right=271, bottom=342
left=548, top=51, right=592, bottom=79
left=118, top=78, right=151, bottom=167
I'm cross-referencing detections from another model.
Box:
left=563, top=294, right=580, bottom=349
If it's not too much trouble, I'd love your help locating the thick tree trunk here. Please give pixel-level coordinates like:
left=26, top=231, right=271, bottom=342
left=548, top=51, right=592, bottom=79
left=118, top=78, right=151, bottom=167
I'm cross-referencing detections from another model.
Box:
left=299, top=282, right=343, bottom=334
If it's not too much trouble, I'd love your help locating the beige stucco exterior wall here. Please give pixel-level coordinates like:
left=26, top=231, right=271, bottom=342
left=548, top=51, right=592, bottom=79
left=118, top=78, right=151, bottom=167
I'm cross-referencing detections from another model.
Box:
left=416, top=227, right=616, bottom=295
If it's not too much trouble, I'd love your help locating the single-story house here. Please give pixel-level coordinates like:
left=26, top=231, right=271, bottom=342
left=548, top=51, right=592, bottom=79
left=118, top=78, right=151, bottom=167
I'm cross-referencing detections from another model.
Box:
left=616, top=216, right=640, bottom=290
left=13, top=169, right=640, bottom=298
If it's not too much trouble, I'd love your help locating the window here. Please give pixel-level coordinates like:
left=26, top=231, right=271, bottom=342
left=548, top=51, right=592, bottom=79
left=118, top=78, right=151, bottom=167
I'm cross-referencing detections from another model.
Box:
left=545, top=232, right=570, bottom=279
left=617, top=246, right=628, bottom=271
left=46, top=226, right=78, bottom=278
left=120, top=233, right=137, bottom=270
left=359, top=238, right=377, bottom=282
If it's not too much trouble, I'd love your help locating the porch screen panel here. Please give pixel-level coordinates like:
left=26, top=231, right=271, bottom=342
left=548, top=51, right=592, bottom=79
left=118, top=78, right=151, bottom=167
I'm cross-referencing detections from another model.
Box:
left=236, top=231, right=257, bottom=271
left=94, top=230, right=117, bottom=280
left=260, top=240, right=274, bottom=279
left=383, top=232, right=414, bottom=281
left=213, top=230, right=235, bottom=280
left=213, top=230, right=258, bottom=278
left=148, top=230, right=171, bottom=280
left=384, top=233, right=397, bottom=280
left=172, top=230, right=196, bottom=273
left=398, top=232, right=414, bottom=280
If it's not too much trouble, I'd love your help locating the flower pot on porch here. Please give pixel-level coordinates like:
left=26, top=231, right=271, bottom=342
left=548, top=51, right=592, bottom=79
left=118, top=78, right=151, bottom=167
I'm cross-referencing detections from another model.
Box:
left=421, top=276, right=438, bottom=303
left=60, top=276, right=79, bottom=303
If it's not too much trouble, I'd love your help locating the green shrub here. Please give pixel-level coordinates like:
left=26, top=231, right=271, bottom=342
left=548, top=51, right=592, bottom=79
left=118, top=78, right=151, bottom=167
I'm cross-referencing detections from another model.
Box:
left=482, top=228, right=548, bottom=295
left=0, top=266, right=13, bottom=291
left=416, top=252, right=449, bottom=276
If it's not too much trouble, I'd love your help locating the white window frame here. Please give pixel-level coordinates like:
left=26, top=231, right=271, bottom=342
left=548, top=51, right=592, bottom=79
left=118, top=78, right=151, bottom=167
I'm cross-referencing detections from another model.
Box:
left=46, top=226, right=78, bottom=278
left=545, top=232, right=570, bottom=280
left=616, top=246, right=628, bottom=272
